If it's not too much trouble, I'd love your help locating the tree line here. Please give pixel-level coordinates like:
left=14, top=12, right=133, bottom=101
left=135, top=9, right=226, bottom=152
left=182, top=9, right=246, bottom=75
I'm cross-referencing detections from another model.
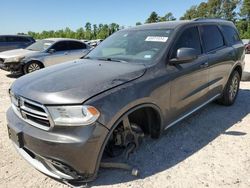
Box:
left=26, top=0, right=249, bottom=40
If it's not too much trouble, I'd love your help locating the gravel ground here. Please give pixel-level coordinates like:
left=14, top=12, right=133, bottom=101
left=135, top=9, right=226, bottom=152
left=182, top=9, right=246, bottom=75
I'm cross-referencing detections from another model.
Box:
left=0, top=55, right=250, bottom=188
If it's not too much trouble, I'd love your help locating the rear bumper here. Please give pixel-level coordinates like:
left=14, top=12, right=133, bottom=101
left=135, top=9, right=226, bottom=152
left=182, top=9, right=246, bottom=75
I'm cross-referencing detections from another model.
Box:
left=7, top=107, right=109, bottom=182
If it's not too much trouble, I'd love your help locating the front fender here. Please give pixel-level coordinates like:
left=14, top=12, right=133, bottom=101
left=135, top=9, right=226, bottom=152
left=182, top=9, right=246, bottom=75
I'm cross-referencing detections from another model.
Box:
left=84, top=79, right=166, bottom=131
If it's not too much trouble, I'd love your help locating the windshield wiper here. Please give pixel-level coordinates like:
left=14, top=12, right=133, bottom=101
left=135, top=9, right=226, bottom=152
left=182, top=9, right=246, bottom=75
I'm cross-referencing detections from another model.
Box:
left=97, top=57, right=127, bottom=63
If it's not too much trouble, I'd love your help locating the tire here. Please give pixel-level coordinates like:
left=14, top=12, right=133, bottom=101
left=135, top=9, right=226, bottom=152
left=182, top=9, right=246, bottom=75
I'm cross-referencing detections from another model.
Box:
left=217, top=71, right=240, bottom=106
left=24, top=61, right=43, bottom=74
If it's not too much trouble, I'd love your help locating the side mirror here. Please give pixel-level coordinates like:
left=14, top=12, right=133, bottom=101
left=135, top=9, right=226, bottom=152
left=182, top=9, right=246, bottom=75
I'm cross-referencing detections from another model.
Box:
left=170, top=48, right=199, bottom=64
left=48, top=49, right=56, bottom=54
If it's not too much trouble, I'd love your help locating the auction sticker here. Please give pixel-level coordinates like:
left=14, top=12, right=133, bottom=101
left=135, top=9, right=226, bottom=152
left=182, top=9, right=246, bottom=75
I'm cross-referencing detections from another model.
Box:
left=145, top=36, right=168, bottom=42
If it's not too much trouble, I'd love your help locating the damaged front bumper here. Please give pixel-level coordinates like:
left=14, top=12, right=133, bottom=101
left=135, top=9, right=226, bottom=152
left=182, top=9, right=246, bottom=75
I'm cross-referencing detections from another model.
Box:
left=2, top=62, right=22, bottom=72
left=6, top=107, right=109, bottom=183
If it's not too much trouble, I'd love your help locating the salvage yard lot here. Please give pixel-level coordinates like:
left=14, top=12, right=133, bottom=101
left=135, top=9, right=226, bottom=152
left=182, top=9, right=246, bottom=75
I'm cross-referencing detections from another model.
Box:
left=1, top=55, right=250, bottom=188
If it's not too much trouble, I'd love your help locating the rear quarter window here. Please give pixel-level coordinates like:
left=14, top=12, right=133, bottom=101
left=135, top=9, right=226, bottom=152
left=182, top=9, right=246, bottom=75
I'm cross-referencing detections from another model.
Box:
left=221, top=25, right=241, bottom=45
left=6, top=36, right=31, bottom=42
left=67, top=41, right=87, bottom=50
left=200, top=25, right=225, bottom=52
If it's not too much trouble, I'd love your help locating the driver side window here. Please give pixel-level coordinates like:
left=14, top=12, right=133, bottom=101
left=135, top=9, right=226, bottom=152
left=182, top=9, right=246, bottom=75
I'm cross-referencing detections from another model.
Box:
left=52, top=41, right=68, bottom=52
left=171, top=27, right=202, bottom=58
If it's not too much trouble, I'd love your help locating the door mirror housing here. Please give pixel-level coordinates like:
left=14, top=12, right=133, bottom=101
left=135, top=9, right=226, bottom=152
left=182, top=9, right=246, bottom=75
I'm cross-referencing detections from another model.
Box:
left=48, top=49, right=56, bottom=54
left=170, top=48, right=199, bottom=64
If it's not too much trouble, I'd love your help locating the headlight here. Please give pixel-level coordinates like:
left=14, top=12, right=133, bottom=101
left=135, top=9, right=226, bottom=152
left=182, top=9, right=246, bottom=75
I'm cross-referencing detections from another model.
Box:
left=4, top=56, right=25, bottom=63
left=47, top=105, right=100, bottom=126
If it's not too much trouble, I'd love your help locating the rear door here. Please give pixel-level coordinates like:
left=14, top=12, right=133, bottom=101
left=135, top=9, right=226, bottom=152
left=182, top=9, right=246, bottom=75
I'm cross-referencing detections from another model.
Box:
left=168, top=26, right=209, bottom=123
left=200, top=25, right=237, bottom=98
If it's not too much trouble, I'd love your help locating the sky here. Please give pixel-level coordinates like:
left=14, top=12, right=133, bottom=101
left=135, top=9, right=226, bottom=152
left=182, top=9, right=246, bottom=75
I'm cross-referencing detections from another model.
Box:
left=0, top=0, right=205, bottom=34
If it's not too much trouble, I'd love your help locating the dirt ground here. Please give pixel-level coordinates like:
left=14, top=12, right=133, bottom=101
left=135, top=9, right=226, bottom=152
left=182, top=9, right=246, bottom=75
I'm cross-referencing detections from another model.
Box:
left=0, top=55, right=250, bottom=188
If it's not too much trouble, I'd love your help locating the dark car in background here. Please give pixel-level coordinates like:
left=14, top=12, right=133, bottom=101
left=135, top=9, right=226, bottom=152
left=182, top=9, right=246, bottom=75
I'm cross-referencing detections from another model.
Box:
left=7, top=19, right=245, bottom=185
left=0, top=35, right=35, bottom=52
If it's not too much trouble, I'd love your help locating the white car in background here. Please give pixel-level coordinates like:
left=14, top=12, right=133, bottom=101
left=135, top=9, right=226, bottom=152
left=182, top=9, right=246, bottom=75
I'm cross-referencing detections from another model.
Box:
left=0, top=38, right=90, bottom=74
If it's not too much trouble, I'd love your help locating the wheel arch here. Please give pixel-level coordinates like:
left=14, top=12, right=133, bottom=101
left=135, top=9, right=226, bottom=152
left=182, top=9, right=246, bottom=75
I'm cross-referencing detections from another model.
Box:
left=232, top=64, right=242, bottom=79
left=93, top=103, right=164, bottom=179
left=22, top=60, right=45, bottom=73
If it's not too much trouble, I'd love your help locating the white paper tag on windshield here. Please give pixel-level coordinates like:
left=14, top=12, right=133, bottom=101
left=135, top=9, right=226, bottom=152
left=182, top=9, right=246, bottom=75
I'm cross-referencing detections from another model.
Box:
left=145, top=36, right=168, bottom=42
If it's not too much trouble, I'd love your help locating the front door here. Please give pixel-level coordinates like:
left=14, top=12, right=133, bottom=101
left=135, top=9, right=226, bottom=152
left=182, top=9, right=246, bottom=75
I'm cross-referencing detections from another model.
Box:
left=43, top=41, right=72, bottom=67
left=167, top=26, right=209, bottom=125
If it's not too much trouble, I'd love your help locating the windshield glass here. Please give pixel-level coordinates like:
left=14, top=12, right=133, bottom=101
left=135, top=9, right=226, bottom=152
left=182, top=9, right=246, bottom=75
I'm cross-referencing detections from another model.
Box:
left=86, top=29, right=173, bottom=63
left=26, top=40, right=55, bottom=51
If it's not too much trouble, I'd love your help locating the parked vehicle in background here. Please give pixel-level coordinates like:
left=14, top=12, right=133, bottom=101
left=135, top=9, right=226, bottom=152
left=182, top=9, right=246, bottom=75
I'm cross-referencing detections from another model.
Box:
left=243, top=39, right=250, bottom=54
left=7, top=19, right=244, bottom=185
left=87, top=39, right=103, bottom=47
left=0, top=35, right=35, bottom=52
left=0, top=38, right=90, bottom=74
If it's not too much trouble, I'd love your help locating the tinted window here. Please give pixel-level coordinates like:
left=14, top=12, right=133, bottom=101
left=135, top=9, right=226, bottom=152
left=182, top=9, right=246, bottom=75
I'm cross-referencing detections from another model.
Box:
left=16, top=37, right=31, bottom=42
left=67, top=41, right=86, bottom=50
left=221, top=25, right=241, bottom=45
left=201, top=25, right=224, bottom=52
left=0, top=36, right=6, bottom=42
left=52, top=41, right=68, bottom=51
left=171, top=27, right=202, bottom=58
left=6, top=36, right=18, bottom=42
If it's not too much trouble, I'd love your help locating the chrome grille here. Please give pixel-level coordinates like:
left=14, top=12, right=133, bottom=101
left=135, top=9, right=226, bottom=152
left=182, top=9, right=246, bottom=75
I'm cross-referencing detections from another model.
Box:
left=10, top=92, right=52, bottom=130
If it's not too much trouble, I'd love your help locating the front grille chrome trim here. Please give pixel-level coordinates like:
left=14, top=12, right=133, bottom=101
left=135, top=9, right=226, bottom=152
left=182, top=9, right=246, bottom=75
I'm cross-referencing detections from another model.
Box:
left=10, top=93, right=54, bottom=131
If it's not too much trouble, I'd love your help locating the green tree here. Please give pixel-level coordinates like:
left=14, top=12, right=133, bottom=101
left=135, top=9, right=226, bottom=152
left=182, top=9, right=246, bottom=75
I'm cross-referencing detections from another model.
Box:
left=136, top=22, right=142, bottom=26
left=159, top=12, right=176, bottom=21
left=85, top=22, right=92, bottom=39
left=241, top=0, right=250, bottom=20
left=180, top=6, right=198, bottom=20
left=146, top=11, right=159, bottom=23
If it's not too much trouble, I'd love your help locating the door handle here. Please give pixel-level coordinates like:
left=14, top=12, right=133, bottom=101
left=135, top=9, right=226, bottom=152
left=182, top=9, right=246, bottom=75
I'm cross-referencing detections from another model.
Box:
left=200, top=62, right=209, bottom=68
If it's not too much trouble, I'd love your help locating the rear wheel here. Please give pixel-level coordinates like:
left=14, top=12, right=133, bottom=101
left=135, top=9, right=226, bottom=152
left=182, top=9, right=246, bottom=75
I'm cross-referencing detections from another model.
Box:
left=217, top=71, right=240, bottom=106
left=24, top=61, right=43, bottom=74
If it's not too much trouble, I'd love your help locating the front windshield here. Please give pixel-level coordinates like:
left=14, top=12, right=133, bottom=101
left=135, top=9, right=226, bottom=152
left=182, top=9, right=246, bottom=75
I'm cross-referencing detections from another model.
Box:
left=86, top=29, right=173, bottom=63
left=26, top=40, right=55, bottom=51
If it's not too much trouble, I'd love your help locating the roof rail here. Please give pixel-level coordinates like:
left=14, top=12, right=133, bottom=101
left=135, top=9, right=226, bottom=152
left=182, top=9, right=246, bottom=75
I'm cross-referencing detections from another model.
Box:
left=192, top=18, right=227, bottom=21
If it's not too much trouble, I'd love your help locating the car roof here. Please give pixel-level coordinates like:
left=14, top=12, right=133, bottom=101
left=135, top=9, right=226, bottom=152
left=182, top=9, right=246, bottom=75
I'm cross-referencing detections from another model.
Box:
left=0, top=35, right=33, bottom=38
left=127, top=19, right=234, bottom=31
left=44, top=38, right=82, bottom=42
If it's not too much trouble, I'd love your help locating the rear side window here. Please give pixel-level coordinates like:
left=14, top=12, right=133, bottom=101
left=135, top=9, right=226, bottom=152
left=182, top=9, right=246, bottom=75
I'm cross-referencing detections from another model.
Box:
left=221, top=25, right=241, bottom=45
left=200, top=25, right=225, bottom=52
left=6, top=36, right=18, bottom=42
left=16, top=37, right=31, bottom=42
left=0, top=36, right=6, bottom=42
left=171, top=26, right=202, bottom=58
left=67, top=41, right=86, bottom=50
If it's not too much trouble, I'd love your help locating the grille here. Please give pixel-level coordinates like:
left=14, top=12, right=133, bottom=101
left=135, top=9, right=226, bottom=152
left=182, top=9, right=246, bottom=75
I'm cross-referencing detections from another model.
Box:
left=10, top=92, right=52, bottom=130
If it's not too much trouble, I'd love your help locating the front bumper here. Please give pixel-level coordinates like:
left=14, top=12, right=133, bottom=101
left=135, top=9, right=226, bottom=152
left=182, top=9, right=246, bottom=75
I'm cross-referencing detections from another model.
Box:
left=3, top=62, right=22, bottom=72
left=0, top=61, right=9, bottom=71
left=7, top=107, right=109, bottom=182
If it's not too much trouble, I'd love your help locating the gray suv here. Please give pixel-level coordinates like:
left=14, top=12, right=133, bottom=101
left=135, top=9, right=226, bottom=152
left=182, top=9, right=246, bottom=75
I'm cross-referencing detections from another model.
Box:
left=6, top=19, right=245, bottom=185
left=0, top=35, right=35, bottom=52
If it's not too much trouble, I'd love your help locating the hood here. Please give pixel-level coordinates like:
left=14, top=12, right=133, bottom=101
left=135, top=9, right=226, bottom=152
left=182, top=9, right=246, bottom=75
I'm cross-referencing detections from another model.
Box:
left=0, top=49, right=39, bottom=59
left=11, top=59, right=146, bottom=104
